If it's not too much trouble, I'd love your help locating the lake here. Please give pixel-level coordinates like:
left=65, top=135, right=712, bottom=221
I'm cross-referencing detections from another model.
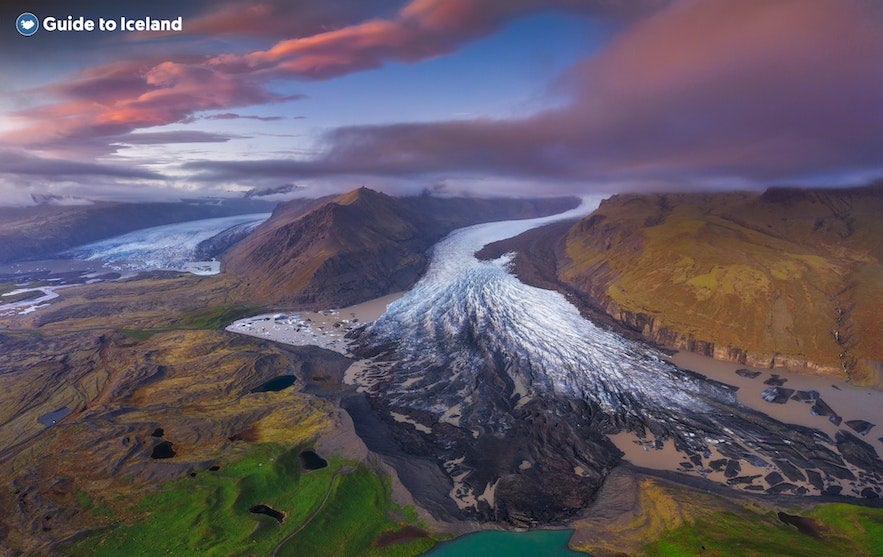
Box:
left=423, top=530, right=584, bottom=556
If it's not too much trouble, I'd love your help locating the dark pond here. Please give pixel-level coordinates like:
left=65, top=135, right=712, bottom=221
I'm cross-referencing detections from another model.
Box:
left=299, top=449, right=328, bottom=471
left=250, top=375, right=297, bottom=393
left=38, top=407, right=71, bottom=427
left=150, top=441, right=176, bottom=459
left=249, top=504, right=284, bottom=523
left=150, top=427, right=164, bottom=437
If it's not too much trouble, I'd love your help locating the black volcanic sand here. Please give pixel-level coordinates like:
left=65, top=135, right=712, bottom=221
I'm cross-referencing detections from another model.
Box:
left=341, top=395, right=462, bottom=519
left=374, top=525, right=429, bottom=547
left=791, top=390, right=820, bottom=403
left=761, top=386, right=794, bottom=404
left=250, top=375, right=297, bottom=393
left=150, top=441, right=176, bottom=459
left=846, top=420, right=875, bottom=436
left=248, top=504, right=284, bottom=523
left=764, top=374, right=788, bottom=386
left=298, top=449, right=328, bottom=471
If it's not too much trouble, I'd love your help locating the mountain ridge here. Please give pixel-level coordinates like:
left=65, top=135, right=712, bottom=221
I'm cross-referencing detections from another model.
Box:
left=223, top=188, right=578, bottom=308
left=478, top=182, right=883, bottom=385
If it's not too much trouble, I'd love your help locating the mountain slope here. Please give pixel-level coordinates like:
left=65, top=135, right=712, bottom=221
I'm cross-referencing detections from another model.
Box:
left=223, top=188, right=577, bottom=307
left=481, top=183, right=883, bottom=385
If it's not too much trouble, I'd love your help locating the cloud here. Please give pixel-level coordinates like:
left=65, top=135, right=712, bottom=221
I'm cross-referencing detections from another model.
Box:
left=177, top=0, right=403, bottom=39
left=5, top=59, right=282, bottom=155
left=0, top=150, right=162, bottom=180
left=3, top=0, right=651, bottom=156
left=110, top=131, right=242, bottom=144
left=3, top=0, right=880, bottom=198
left=211, top=0, right=659, bottom=79
left=198, top=0, right=881, bottom=188
left=202, top=112, right=284, bottom=122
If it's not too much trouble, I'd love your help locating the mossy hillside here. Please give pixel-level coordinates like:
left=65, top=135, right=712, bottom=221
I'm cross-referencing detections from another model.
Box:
left=561, top=186, right=883, bottom=383
left=120, top=304, right=259, bottom=341
left=64, top=445, right=434, bottom=557
left=0, top=318, right=345, bottom=552
left=640, top=503, right=883, bottom=557
left=572, top=475, right=883, bottom=557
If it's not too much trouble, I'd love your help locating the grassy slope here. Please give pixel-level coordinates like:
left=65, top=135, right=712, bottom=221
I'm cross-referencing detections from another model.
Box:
left=1, top=272, right=434, bottom=555
left=561, top=186, right=883, bottom=383
left=0, top=275, right=346, bottom=552
left=640, top=503, right=883, bottom=557
left=573, top=476, right=883, bottom=557
left=64, top=445, right=434, bottom=557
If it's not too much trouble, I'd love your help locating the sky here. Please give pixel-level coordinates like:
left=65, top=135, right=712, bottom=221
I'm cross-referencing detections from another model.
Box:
left=0, top=0, right=881, bottom=205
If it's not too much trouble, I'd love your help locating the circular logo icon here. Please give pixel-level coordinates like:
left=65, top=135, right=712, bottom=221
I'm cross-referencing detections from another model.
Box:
left=16, top=13, right=39, bottom=36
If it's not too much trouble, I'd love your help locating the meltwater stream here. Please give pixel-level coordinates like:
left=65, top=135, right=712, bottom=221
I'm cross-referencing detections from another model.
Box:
left=351, top=198, right=881, bottom=521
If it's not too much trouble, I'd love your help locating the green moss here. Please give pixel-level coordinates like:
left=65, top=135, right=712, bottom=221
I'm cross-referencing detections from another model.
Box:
left=62, top=444, right=434, bottom=557
left=119, top=328, right=155, bottom=342
left=640, top=505, right=883, bottom=557
left=275, top=468, right=435, bottom=557
left=118, top=305, right=259, bottom=342
left=74, top=488, right=93, bottom=511
left=173, top=305, right=258, bottom=330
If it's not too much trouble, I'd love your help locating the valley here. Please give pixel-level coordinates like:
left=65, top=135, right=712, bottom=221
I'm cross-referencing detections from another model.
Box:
left=3, top=1, right=881, bottom=554
left=0, top=188, right=880, bottom=556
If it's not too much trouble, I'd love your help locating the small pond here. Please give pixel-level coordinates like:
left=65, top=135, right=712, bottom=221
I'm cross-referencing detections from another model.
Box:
left=298, top=449, right=328, bottom=471
left=251, top=375, right=297, bottom=393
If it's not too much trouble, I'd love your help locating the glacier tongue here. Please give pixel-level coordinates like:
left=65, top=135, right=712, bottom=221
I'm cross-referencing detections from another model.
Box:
left=64, top=213, right=270, bottom=273
left=351, top=198, right=879, bottom=524
left=363, top=198, right=729, bottom=429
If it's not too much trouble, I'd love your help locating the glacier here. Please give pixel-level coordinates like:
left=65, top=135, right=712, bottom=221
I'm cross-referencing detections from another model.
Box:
left=64, top=213, right=270, bottom=273
left=350, top=198, right=880, bottom=522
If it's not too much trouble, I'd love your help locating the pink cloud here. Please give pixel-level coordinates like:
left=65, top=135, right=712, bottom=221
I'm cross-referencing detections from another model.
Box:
left=5, top=0, right=880, bottom=192
left=3, top=0, right=648, bottom=156
left=5, top=58, right=279, bottom=154
left=174, top=0, right=401, bottom=39
left=236, top=0, right=880, bottom=186
left=214, top=0, right=651, bottom=79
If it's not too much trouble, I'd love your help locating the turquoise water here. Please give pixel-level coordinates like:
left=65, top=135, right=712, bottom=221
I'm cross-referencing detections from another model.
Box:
left=423, top=529, right=585, bottom=556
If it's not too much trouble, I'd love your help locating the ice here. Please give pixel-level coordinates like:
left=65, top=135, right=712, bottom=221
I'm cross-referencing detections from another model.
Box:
left=64, top=213, right=270, bottom=274
left=365, top=197, right=727, bottom=415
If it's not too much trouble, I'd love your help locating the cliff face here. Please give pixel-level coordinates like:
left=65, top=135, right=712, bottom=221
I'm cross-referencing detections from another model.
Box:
left=223, top=188, right=578, bottom=308
left=558, top=184, right=883, bottom=385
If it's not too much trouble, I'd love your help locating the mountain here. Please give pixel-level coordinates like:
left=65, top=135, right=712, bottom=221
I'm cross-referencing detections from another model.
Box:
left=0, top=199, right=276, bottom=264
left=479, top=182, right=883, bottom=385
left=223, top=188, right=577, bottom=307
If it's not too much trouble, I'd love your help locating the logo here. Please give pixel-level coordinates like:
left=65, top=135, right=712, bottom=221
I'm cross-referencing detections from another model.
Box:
left=16, top=12, right=39, bottom=36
